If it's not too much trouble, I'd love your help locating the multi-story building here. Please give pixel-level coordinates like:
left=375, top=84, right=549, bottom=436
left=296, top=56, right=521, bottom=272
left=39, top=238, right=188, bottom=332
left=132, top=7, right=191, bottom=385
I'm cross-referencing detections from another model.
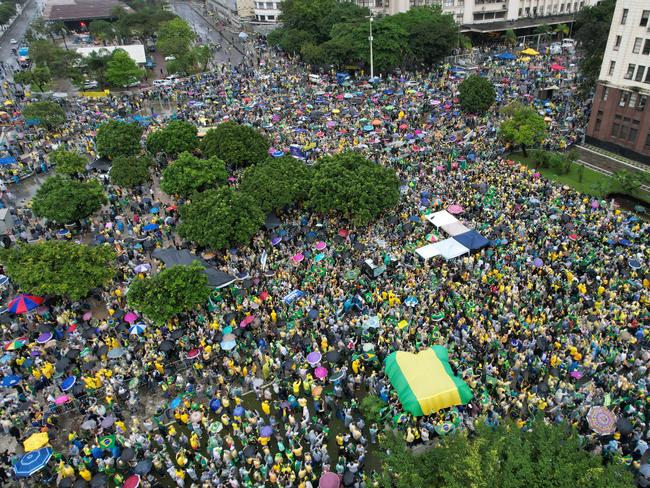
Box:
left=251, top=0, right=597, bottom=29
left=586, top=1, right=650, bottom=163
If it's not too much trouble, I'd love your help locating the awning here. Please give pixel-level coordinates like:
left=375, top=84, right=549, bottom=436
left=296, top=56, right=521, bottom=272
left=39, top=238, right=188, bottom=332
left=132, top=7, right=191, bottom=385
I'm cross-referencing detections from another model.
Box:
left=425, top=210, right=458, bottom=228
left=204, top=269, right=236, bottom=289
left=415, top=243, right=441, bottom=261
left=152, top=248, right=206, bottom=267
left=453, top=230, right=490, bottom=251
left=430, top=238, right=470, bottom=260
left=441, top=222, right=471, bottom=236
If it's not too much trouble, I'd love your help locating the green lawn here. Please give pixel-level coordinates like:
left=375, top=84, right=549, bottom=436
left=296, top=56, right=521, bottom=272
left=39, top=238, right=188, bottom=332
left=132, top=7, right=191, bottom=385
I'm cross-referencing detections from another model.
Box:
left=510, top=152, right=650, bottom=204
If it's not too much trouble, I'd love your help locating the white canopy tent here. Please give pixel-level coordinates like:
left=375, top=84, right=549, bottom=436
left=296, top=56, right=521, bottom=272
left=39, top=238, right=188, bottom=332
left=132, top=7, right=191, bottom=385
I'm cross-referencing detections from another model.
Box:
left=431, top=238, right=470, bottom=260
left=415, top=243, right=442, bottom=261
left=425, top=210, right=458, bottom=228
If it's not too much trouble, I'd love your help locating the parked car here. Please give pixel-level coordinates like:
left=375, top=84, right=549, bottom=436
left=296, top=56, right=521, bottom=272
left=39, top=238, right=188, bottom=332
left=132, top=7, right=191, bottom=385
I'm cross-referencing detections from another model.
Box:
left=549, top=42, right=562, bottom=55
left=10, top=39, right=17, bottom=44
left=145, top=58, right=156, bottom=69
left=83, top=80, right=99, bottom=89
left=125, top=78, right=141, bottom=88
left=152, top=79, right=172, bottom=87
left=164, top=55, right=176, bottom=62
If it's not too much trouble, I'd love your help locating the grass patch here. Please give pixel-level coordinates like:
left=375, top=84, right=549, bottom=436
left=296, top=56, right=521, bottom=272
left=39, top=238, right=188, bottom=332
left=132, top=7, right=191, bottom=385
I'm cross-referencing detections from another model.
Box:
left=510, top=152, right=650, bottom=204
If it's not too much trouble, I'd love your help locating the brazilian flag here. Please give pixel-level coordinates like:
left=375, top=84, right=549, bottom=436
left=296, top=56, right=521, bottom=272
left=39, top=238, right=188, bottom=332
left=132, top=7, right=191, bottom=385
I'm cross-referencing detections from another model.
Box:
left=98, top=435, right=116, bottom=450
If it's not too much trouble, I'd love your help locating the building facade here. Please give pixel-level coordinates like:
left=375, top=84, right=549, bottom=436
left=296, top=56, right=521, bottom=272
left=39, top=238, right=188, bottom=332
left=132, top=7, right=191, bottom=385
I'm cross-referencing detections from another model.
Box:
left=586, top=0, right=650, bottom=163
left=251, top=0, right=597, bottom=27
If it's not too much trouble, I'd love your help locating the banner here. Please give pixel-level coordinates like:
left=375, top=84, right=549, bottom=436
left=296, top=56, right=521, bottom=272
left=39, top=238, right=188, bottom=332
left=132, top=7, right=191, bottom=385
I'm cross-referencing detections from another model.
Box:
left=283, top=290, right=304, bottom=305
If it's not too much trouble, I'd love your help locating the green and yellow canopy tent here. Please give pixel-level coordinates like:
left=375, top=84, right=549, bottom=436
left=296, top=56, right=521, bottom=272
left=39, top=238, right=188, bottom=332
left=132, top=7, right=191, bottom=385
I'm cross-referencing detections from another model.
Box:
left=385, top=345, right=473, bottom=416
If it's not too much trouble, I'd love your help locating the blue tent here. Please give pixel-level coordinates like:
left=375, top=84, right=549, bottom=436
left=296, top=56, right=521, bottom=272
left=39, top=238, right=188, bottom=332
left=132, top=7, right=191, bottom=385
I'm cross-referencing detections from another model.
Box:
left=453, top=230, right=490, bottom=251
left=0, top=157, right=16, bottom=165
left=496, top=52, right=517, bottom=60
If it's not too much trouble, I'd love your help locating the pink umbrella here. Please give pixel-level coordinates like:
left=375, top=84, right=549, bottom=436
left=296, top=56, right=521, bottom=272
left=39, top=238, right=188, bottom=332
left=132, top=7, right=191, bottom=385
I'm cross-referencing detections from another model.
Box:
left=55, top=395, right=70, bottom=405
left=123, top=312, right=138, bottom=324
left=315, top=241, right=327, bottom=251
left=570, top=371, right=583, bottom=379
left=123, top=475, right=141, bottom=488
left=591, top=200, right=600, bottom=209
left=240, top=315, right=255, bottom=328
left=532, top=172, right=541, bottom=179
left=292, top=253, right=305, bottom=263
left=447, top=205, right=464, bottom=215
left=314, top=366, right=328, bottom=379
left=436, top=165, right=445, bottom=172
left=82, top=311, right=92, bottom=321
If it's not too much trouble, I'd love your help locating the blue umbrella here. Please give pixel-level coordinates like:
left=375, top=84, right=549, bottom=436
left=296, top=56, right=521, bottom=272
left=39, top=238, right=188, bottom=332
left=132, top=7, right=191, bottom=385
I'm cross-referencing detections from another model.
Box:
left=129, top=323, right=147, bottom=335
left=143, top=223, right=159, bottom=232
left=169, top=397, right=182, bottom=409
left=14, top=447, right=53, bottom=477
left=233, top=405, right=245, bottom=417
left=408, top=215, right=420, bottom=223
left=150, top=207, right=159, bottom=214
left=221, top=340, right=236, bottom=350
left=209, top=398, right=221, bottom=412
left=363, top=125, right=374, bottom=132
left=2, top=374, right=21, bottom=387
left=404, top=296, right=419, bottom=307
left=272, top=151, right=284, bottom=158
left=60, top=376, right=76, bottom=391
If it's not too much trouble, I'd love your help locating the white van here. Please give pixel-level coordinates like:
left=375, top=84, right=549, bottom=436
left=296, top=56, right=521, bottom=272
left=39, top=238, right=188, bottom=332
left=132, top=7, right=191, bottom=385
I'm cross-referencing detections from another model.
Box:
left=153, top=79, right=172, bottom=87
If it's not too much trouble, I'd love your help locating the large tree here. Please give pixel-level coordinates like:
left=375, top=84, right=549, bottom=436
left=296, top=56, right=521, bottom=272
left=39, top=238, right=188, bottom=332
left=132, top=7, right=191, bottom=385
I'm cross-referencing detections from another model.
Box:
left=31, top=176, right=106, bottom=224
left=499, top=105, right=548, bottom=157
left=96, top=120, right=143, bottom=159
left=156, top=18, right=195, bottom=61
left=458, top=75, right=496, bottom=115
left=127, top=262, right=210, bottom=324
left=14, top=67, right=51, bottom=91
left=49, top=148, right=87, bottom=176
left=109, top=154, right=151, bottom=188
left=308, top=152, right=400, bottom=225
left=379, top=420, right=634, bottom=488
left=105, top=48, right=144, bottom=87
left=0, top=241, right=115, bottom=300
left=29, top=40, right=80, bottom=79
left=88, top=20, right=116, bottom=43
left=240, top=156, right=311, bottom=213
left=178, top=187, right=264, bottom=250
left=160, top=152, right=227, bottom=198
left=201, top=122, right=269, bottom=168
left=22, top=101, right=66, bottom=130
left=146, top=120, right=199, bottom=158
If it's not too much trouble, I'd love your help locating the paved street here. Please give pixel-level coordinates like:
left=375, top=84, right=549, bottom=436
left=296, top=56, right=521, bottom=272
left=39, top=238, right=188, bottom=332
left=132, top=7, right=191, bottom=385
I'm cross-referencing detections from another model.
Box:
left=0, top=0, right=45, bottom=73
left=170, top=0, right=246, bottom=67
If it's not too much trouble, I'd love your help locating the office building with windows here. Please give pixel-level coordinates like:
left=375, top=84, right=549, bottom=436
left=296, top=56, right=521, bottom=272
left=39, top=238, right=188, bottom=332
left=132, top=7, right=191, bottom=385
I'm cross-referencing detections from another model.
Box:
left=586, top=0, right=650, bottom=163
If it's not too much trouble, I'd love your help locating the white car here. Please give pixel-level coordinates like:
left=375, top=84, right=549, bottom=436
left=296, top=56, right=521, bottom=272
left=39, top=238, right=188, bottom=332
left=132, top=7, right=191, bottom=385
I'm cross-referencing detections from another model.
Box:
left=164, top=55, right=176, bottom=61
left=152, top=79, right=172, bottom=87
left=10, top=39, right=17, bottom=44
left=83, top=80, right=99, bottom=89
left=549, top=43, right=562, bottom=55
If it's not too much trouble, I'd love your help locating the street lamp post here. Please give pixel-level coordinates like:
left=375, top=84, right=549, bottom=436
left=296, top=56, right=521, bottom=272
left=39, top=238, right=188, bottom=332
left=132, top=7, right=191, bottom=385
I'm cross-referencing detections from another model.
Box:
left=368, top=14, right=374, bottom=80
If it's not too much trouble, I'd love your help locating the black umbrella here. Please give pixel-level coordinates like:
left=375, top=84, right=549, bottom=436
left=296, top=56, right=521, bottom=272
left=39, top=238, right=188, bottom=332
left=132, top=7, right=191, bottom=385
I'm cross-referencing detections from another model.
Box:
left=243, top=445, right=256, bottom=458
left=325, top=350, right=341, bottom=363
left=171, top=330, right=183, bottom=340
left=55, top=358, right=70, bottom=371
left=134, top=459, right=152, bottom=475
left=120, top=447, right=135, bottom=461
left=82, top=328, right=97, bottom=339
left=73, top=480, right=89, bottom=488
left=72, top=384, right=85, bottom=396
left=59, top=478, right=74, bottom=488
left=343, top=471, right=355, bottom=486
left=160, top=341, right=173, bottom=352
left=38, top=324, right=52, bottom=333
left=616, top=417, right=634, bottom=435
left=66, top=349, right=80, bottom=359
left=90, top=473, right=107, bottom=488
left=97, top=345, right=108, bottom=357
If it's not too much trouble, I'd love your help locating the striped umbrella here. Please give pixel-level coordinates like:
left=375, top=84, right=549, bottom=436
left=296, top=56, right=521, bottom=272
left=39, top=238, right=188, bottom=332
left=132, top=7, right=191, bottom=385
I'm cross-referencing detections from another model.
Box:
left=7, top=295, right=44, bottom=314
left=13, top=447, right=53, bottom=477
left=4, top=337, right=28, bottom=351
left=129, top=323, right=146, bottom=335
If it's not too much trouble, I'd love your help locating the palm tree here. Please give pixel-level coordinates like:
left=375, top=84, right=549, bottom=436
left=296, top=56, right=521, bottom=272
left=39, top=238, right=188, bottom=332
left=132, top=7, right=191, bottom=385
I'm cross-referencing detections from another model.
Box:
left=553, top=23, right=570, bottom=40
left=48, top=21, right=69, bottom=50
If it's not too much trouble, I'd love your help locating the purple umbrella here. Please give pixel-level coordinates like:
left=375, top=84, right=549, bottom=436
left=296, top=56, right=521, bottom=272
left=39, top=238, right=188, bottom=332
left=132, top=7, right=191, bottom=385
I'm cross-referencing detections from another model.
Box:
left=271, top=237, right=282, bottom=246
left=533, top=258, right=544, bottom=267
left=260, top=426, right=273, bottom=437
left=306, top=351, right=322, bottom=365
left=36, top=332, right=53, bottom=344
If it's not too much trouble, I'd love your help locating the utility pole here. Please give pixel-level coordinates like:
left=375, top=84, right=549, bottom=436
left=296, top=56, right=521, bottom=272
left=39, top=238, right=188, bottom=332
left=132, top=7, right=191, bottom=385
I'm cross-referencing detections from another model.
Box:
left=368, top=13, right=374, bottom=80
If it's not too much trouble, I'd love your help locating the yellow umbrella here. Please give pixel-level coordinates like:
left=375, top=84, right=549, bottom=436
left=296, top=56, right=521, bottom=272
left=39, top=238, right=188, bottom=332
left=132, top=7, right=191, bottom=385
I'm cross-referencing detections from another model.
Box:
left=332, top=109, right=340, bottom=114
left=520, top=48, right=539, bottom=56
left=24, top=432, right=49, bottom=452
left=3, top=100, right=13, bottom=106
left=520, top=56, right=531, bottom=62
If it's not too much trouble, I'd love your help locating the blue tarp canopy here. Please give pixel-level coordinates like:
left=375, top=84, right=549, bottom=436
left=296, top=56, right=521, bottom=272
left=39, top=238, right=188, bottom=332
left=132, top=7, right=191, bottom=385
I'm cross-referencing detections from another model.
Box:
left=0, top=157, right=16, bottom=165
left=496, top=52, right=517, bottom=60
left=453, top=230, right=490, bottom=251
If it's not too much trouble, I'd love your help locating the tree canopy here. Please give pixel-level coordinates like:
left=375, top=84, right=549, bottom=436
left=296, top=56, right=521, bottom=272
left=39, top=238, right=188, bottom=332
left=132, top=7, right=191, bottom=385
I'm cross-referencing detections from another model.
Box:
left=156, top=17, right=196, bottom=72
left=146, top=120, right=199, bottom=158
left=574, top=0, right=615, bottom=94
left=109, top=154, right=152, bottom=188
left=126, top=262, right=210, bottom=324
left=160, top=152, right=227, bottom=198
left=22, top=101, right=66, bottom=130
left=499, top=104, right=548, bottom=156
left=96, top=120, right=143, bottom=159
left=240, top=156, right=311, bottom=213
left=49, top=148, right=87, bottom=175
left=31, top=176, right=106, bottom=224
left=106, top=48, right=144, bottom=87
left=0, top=241, right=115, bottom=300
left=458, top=75, right=496, bottom=115
left=29, top=40, right=80, bottom=79
left=201, top=122, right=269, bottom=168
left=379, top=420, right=634, bottom=488
left=308, top=152, right=399, bottom=225
left=178, top=187, right=264, bottom=250
left=14, top=67, right=51, bottom=91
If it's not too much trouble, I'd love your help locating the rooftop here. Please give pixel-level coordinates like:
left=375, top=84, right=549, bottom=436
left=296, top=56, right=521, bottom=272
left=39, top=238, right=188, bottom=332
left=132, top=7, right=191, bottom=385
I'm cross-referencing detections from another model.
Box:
left=44, top=0, right=131, bottom=21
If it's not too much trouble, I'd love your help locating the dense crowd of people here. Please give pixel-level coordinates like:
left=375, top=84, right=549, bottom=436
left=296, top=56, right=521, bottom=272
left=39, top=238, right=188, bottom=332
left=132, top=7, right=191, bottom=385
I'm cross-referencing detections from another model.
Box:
left=0, top=37, right=647, bottom=488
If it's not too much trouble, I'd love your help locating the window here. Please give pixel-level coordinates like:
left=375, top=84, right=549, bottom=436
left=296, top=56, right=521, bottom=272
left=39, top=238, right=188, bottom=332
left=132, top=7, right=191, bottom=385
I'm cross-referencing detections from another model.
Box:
left=580, top=1, right=584, bottom=7
left=619, top=91, right=630, bottom=106
left=594, top=118, right=601, bottom=132
left=639, top=96, right=648, bottom=110
left=633, top=38, right=643, bottom=54
left=603, top=87, right=609, bottom=100
left=560, top=4, right=564, bottom=12
left=630, top=93, right=638, bottom=107
left=643, top=40, right=650, bottom=56
left=646, top=132, right=650, bottom=148
left=608, top=60, right=616, bottom=75
left=636, top=66, right=646, bottom=82
left=641, top=10, right=650, bottom=27
left=621, top=8, right=628, bottom=25
left=624, top=64, right=636, bottom=79
left=267, top=14, right=275, bottom=20
left=628, top=127, right=638, bottom=143
left=611, top=123, right=620, bottom=137
left=619, top=125, right=628, bottom=140
left=646, top=69, right=650, bottom=83
left=614, top=35, right=622, bottom=51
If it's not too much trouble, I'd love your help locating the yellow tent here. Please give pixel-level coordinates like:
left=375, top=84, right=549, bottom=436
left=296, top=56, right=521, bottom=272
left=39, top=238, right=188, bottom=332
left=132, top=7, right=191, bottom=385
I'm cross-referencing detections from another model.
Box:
left=24, top=432, right=49, bottom=452
left=520, top=48, right=539, bottom=56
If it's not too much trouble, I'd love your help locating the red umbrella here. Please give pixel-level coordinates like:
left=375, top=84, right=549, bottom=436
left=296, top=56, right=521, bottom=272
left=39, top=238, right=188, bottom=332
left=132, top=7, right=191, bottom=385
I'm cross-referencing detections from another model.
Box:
left=186, top=348, right=201, bottom=360
left=123, top=475, right=141, bottom=488
left=240, top=316, right=255, bottom=328
left=551, top=63, right=565, bottom=71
